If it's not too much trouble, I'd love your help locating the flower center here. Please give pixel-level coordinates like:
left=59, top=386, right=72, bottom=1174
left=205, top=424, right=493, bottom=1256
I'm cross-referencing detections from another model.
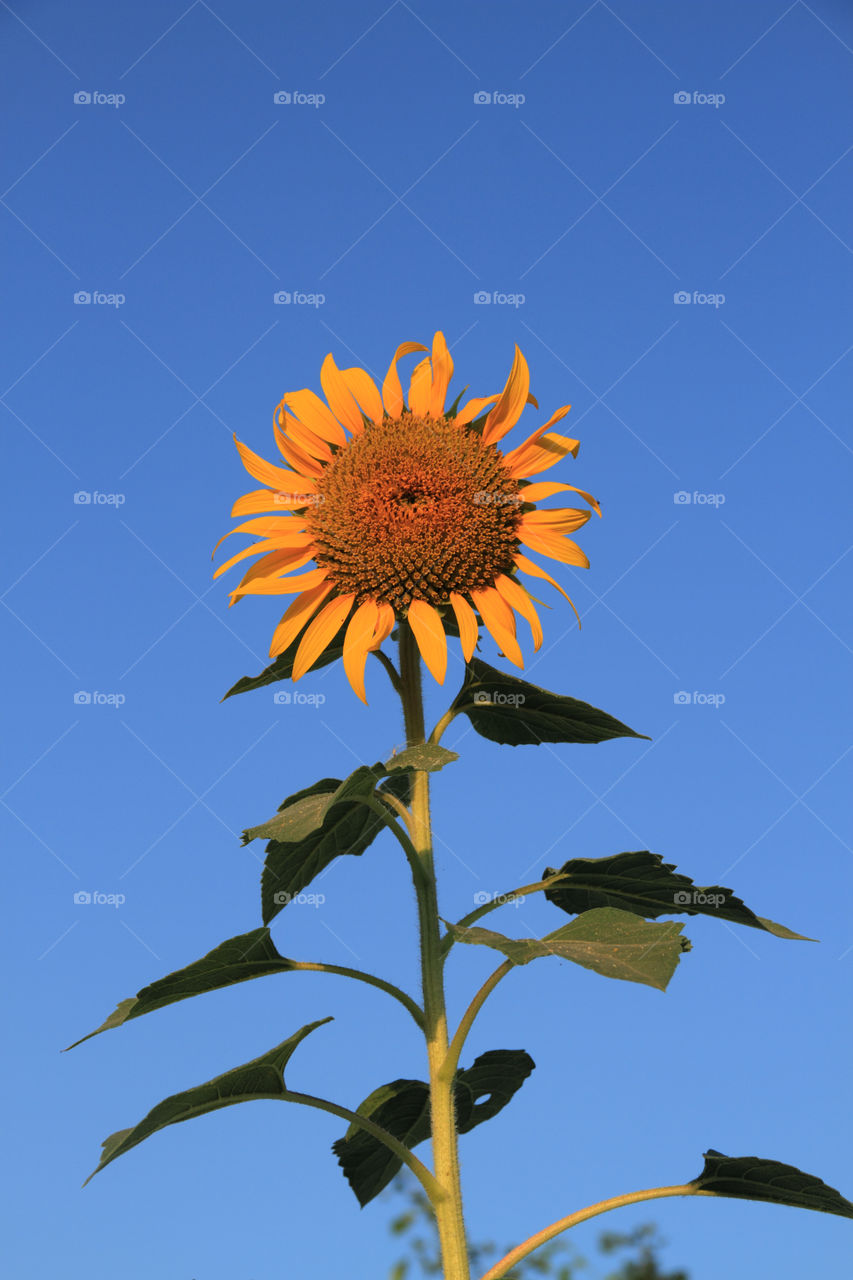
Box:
left=305, top=414, right=522, bottom=610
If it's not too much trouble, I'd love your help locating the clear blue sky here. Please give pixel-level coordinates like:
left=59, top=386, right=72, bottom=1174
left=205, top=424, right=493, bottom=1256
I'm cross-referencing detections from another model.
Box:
left=3, top=2, right=851, bottom=1277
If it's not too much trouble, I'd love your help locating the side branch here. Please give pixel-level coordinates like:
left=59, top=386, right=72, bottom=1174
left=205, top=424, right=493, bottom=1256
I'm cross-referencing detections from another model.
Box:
left=442, top=960, right=514, bottom=1081
left=477, top=1184, right=707, bottom=1280
left=289, top=960, right=425, bottom=1031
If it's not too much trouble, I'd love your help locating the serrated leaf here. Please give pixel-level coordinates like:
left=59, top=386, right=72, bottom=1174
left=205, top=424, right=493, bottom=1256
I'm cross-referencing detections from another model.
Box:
left=452, top=658, right=648, bottom=746
left=222, top=626, right=347, bottom=700
left=84, top=1018, right=331, bottom=1185
left=256, top=767, right=391, bottom=925
left=690, top=1149, right=853, bottom=1219
left=66, top=928, right=297, bottom=1051
left=333, top=1049, right=534, bottom=1206
left=385, top=744, right=459, bottom=773
left=543, top=851, right=812, bottom=941
left=445, top=907, right=689, bottom=991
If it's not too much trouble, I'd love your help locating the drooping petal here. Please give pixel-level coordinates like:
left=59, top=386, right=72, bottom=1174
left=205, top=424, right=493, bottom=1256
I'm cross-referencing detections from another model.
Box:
left=370, top=602, right=396, bottom=649
left=382, top=341, right=428, bottom=417
left=234, top=436, right=309, bottom=489
left=494, top=574, right=543, bottom=650
left=292, top=593, right=357, bottom=681
left=342, top=599, right=380, bottom=703
left=230, top=566, right=328, bottom=601
left=276, top=412, right=333, bottom=462
left=271, top=429, right=327, bottom=479
left=519, top=481, right=601, bottom=514
left=281, top=389, right=347, bottom=445
left=429, top=331, right=454, bottom=417
left=214, top=532, right=314, bottom=580
left=213, top=516, right=307, bottom=557
left=340, top=368, right=384, bottom=426
left=408, top=356, right=432, bottom=416
left=518, top=526, right=590, bottom=567
left=320, top=353, right=365, bottom=434
left=511, top=404, right=572, bottom=455
left=514, top=553, right=581, bottom=627
left=482, top=346, right=530, bottom=445
left=269, top=581, right=335, bottom=657
left=449, top=591, right=479, bottom=662
left=520, top=507, right=592, bottom=533
left=455, top=390, right=539, bottom=428
left=504, top=431, right=580, bottom=479
left=470, top=587, right=524, bottom=668
left=407, top=599, right=447, bottom=684
left=234, top=548, right=316, bottom=595
left=231, top=485, right=318, bottom=517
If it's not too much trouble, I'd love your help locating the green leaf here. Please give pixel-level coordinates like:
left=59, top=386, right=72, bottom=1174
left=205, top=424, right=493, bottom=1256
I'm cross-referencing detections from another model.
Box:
left=385, top=744, right=459, bottom=774
left=221, top=625, right=348, bottom=700
left=445, top=907, right=689, bottom=991
left=543, top=851, right=812, bottom=941
left=252, top=767, right=392, bottom=925
left=333, top=1049, right=534, bottom=1206
left=65, top=928, right=297, bottom=1051
left=690, top=1149, right=853, bottom=1219
left=452, top=658, right=648, bottom=746
left=84, top=1018, right=332, bottom=1185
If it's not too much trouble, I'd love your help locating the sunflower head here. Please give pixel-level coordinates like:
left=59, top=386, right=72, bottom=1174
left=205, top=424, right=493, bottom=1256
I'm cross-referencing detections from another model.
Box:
left=215, top=332, right=600, bottom=701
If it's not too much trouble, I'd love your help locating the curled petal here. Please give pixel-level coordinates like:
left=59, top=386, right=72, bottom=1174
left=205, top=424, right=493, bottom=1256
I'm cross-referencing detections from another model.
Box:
left=370, top=602, right=396, bottom=649
left=343, top=600, right=380, bottom=703
left=482, top=346, right=530, bottom=445
left=408, top=356, right=432, bottom=416
left=429, top=331, right=454, bottom=418
left=281, top=389, right=347, bottom=445
left=494, top=574, right=543, bottom=650
left=234, top=436, right=307, bottom=489
left=514, top=553, right=581, bottom=627
left=382, top=341, right=428, bottom=417
left=340, top=368, right=383, bottom=426
left=505, top=431, right=580, bottom=479
left=520, top=481, right=600, bottom=515
left=321, top=353, right=365, bottom=434
left=276, top=412, right=333, bottom=462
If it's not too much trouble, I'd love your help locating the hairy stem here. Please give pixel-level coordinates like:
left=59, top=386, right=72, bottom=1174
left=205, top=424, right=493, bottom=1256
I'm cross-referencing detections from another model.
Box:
left=444, top=960, right=514, bottom=1079
left=399, top=621, right=471, bottom=1280
left=288, top=960, right=425, bottom=1030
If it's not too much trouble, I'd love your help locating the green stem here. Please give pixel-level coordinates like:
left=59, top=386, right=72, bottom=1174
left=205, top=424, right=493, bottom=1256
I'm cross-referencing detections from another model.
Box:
left=429, top=705, right=458, bottom=745
left=477, top=1184, right=705, bottom=1280
left=288, top=960, right=425, bottom=1031
left=351, top=793, right=428, bottom=892
left=441, top=875, right=566, bottom=960
left=282, top=1088, right=443, bottom=1205
left=372, top=646, right=404, bottom=696
left=444, top=960, right=514, bottom=1079
left=399, top=621, right=471, bottom=1280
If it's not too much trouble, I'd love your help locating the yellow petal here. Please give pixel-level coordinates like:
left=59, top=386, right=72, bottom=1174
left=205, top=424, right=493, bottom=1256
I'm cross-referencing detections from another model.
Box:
left=505, top=431, right=580, bottom=478
left=292, top=593, right=356, bottom=681
left=407, top=599, right=447, bottom=684
left=470, top=587, right=524, bottom=668
left=235, top=548, right=316, bottom=594
left=514, top=553, right=581, bottom=627
left=382, top=341, right=428, bottom=417
left=281, top=389, right=347, bottom=445
left=520, top=481, right=601, bottom=515
left=408, top=356, right=432, bottom=416
left=320, top=353, right=364, bottom=434
left=343, top=600, right=380, bottom=703
left=482, top=346, right=530, bottom=445
left=269, top=581, right=335, bottom=657
left=276, top=413, right=333, bottom=462
left=520, top=507, right=592, bottom=533
left=340, top=368, right=384, bottom=426
left=213, top=532, right=313, bottom=579
left=271, top=429, right=326, bottom=479
left=234, top=436, right=306, bottom=490
left=449, top=592, right=479, bottom=662
left=230, top=566, right=328, bottom=600
left=455, top=390, right=539, bottom=427
left=213, top=516, right=307, bottom=557
left=370, top=602, right=396, bottom=649
left=519, top=526, right=590, bottom=567
left=429, top=331, right=454, bottom=418
left=231, top=485, right=318, bottom=517
left=494, top=574, right=543, bottom=650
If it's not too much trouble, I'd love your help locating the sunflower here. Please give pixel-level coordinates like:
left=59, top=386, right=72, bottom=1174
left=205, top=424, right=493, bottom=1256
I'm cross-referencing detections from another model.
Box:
left=214, top=332, right=600, bottom=702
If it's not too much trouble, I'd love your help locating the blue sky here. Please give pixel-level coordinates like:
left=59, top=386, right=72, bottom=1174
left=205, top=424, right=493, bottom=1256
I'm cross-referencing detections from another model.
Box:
left=3, top=1, right=851, bottom=1277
